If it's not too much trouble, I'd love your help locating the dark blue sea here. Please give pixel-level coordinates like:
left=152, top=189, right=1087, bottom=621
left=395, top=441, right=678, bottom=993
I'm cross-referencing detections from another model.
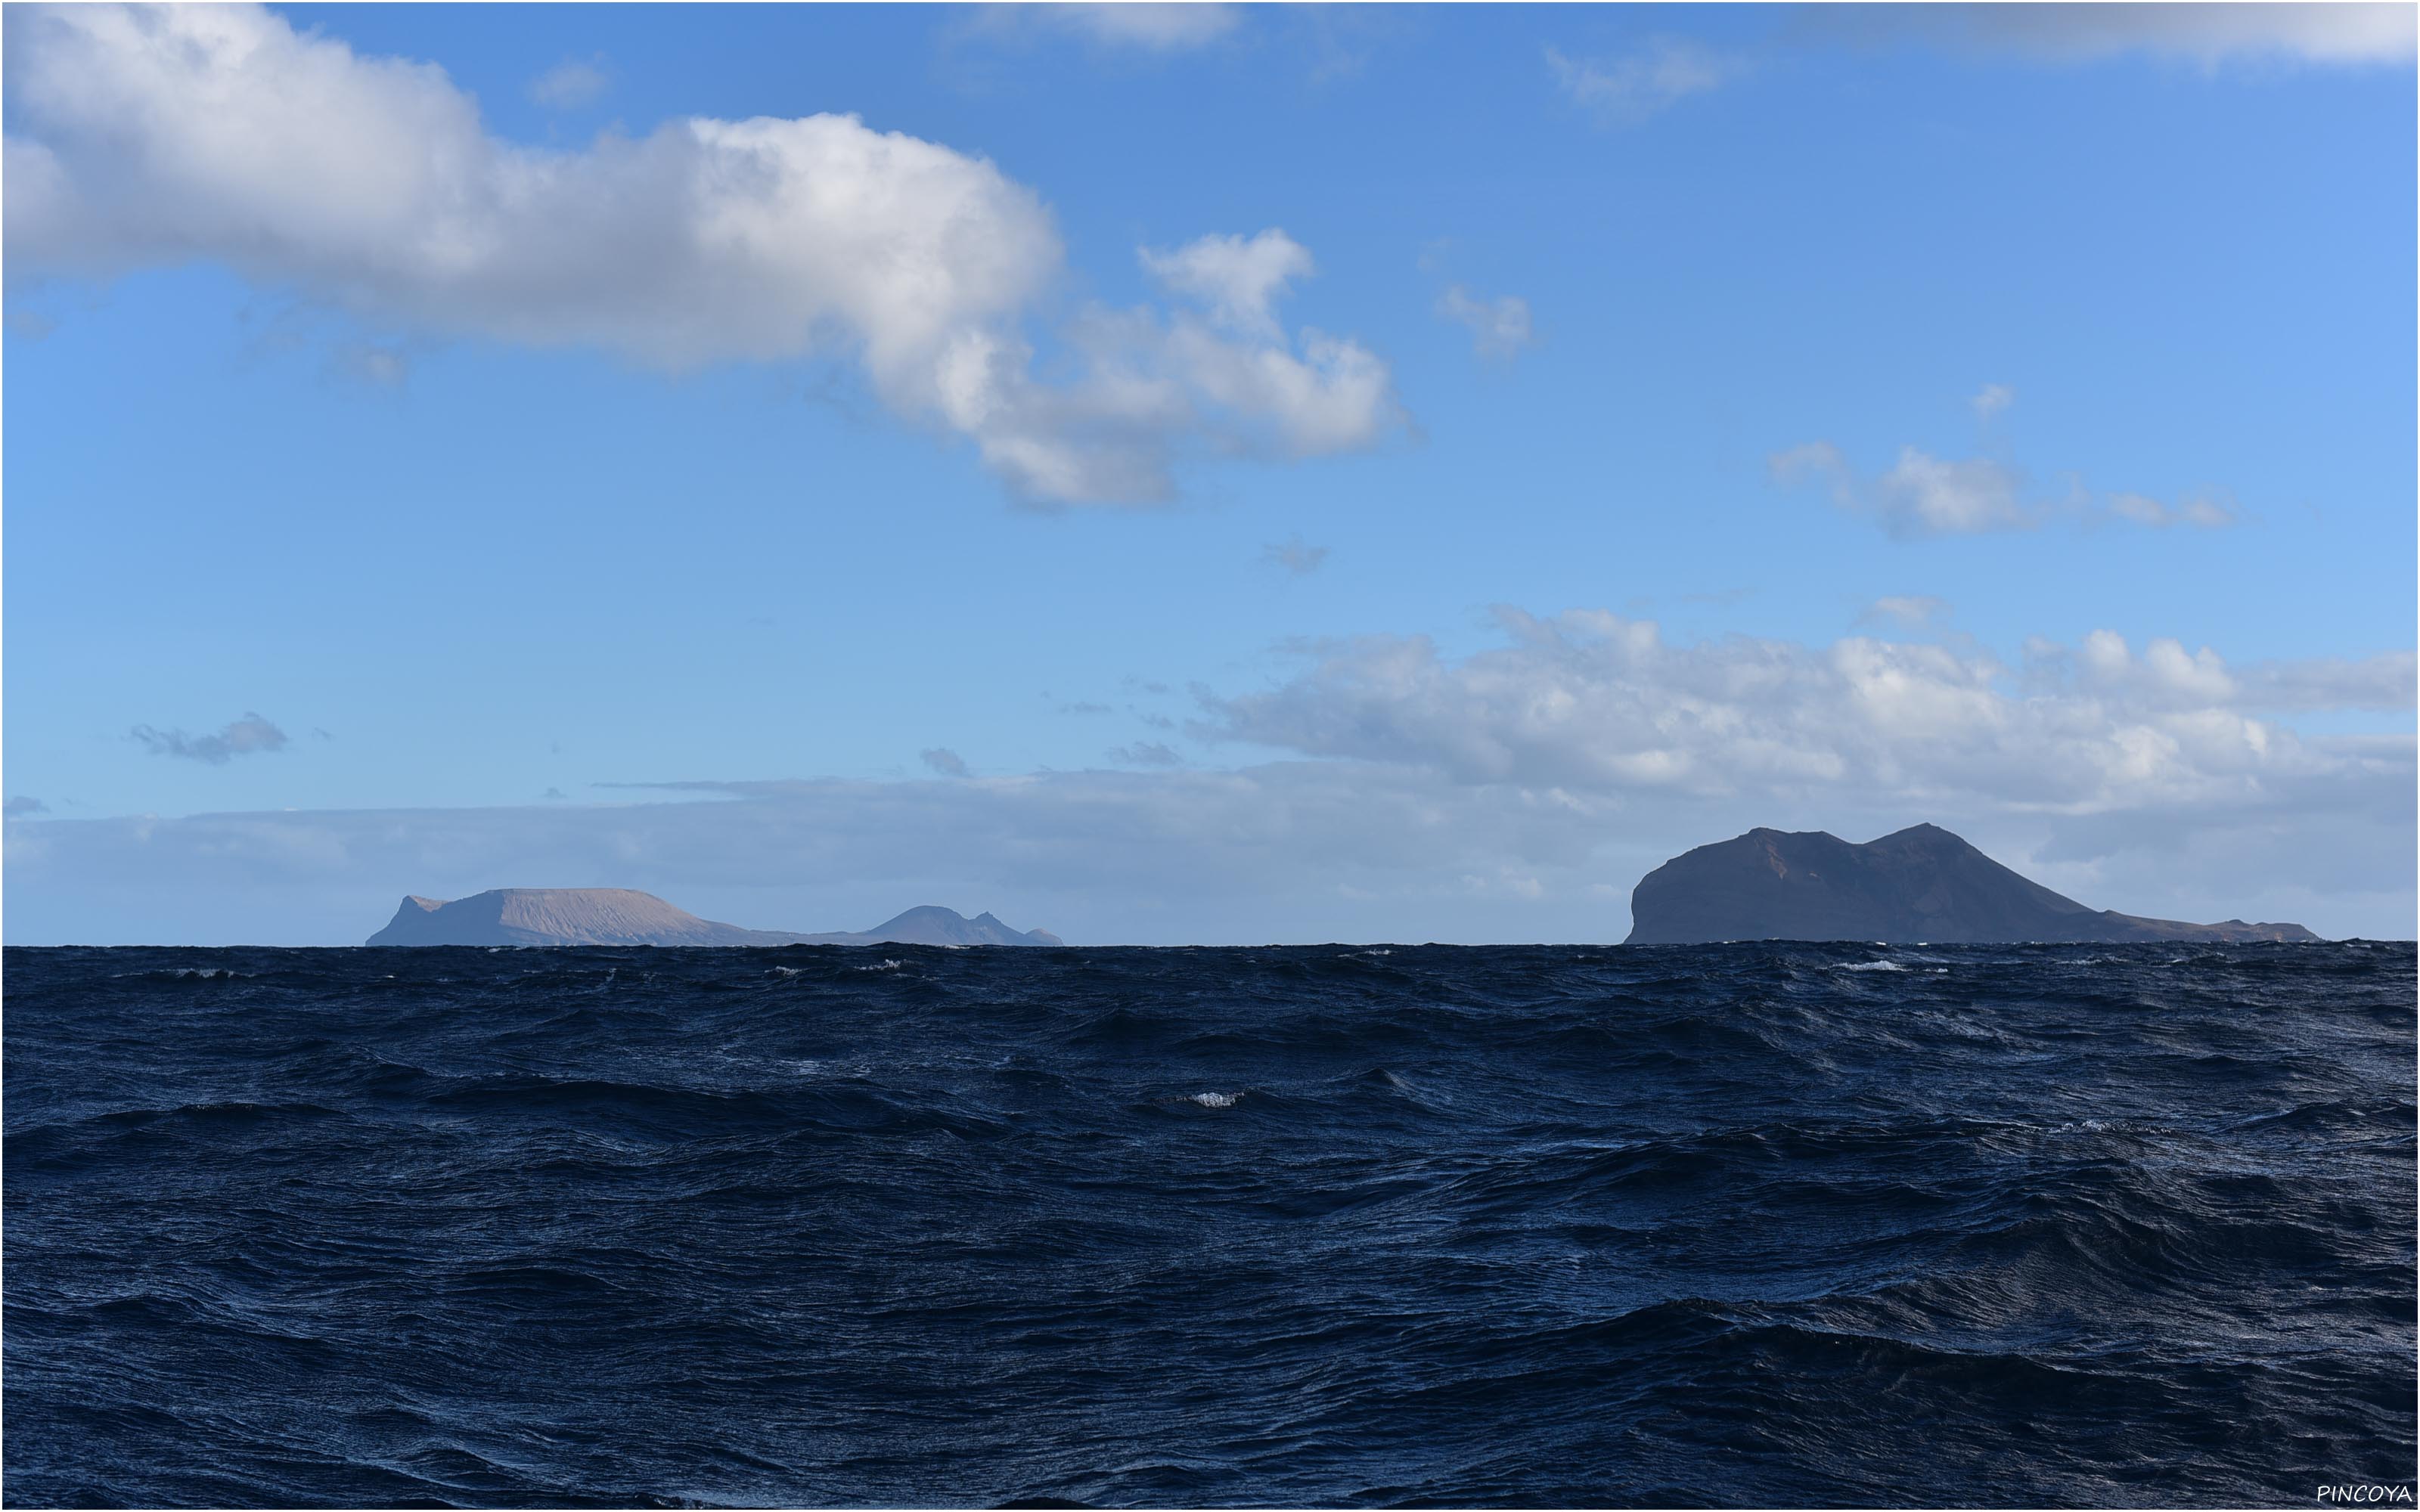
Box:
left=5, top=941, right=2414, bottom=1507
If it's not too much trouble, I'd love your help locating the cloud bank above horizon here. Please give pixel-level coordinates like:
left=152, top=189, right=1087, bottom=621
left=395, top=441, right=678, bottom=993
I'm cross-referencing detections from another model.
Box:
left=12, top=611, right=2410, bottom=943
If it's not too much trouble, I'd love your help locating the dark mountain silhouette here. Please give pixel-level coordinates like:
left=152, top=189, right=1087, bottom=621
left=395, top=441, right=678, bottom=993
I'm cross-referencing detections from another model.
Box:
left=793, top=906, right=1064, bottom=948
left=367, top=891, right=1060, bottom=947
left=1626, top=824, right=2319, bottom=945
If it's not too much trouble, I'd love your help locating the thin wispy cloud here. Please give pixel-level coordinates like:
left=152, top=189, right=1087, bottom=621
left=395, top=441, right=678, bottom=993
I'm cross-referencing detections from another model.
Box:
left=1262, top=536, right=1329, bottom=576
left=5, top=796, right=50, bottom=818
left=129, top=711, right=290, bottom=764
left=328, top=340, right=409, bottom=389
left=921, top=748, right=972, bottom=778
left=1435, top=285, right=1537, bottom=361
left=1681, top=587, right=1757, bottom=609
left=1857, top=595, right=1950, bottom=630
left=1816, top=2, right=2418, bottom=67
left=1773, top=392, right=2243, bottom=538
left=2109, top=492, right=2241, bottom=530
left=527, top=54, right=610, bottom=110
left=5, top=5, right=1400, bottom=506
left=959, top=3, right=1243, bottom=54
left=1769, top=442, right=1859, bottom=503
left=1546, top=40, right=1739, bottom=124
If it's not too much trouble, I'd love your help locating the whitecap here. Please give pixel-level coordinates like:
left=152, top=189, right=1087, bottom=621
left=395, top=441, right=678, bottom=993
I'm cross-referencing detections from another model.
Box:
left=1189, top=1092, right=1241, bottom=1109
left=1837, top=960, right=1907, bottom=972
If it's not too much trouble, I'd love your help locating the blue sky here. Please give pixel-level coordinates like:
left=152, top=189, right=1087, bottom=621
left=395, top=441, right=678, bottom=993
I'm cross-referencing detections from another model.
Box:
left=5, top=2, right=2415, bottom=943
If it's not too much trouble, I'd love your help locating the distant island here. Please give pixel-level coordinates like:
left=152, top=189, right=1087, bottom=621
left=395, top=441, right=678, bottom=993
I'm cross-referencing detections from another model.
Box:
left=367, top=890, right=1063, bottom=948
left=1627, top=824, right=2319, bottom=945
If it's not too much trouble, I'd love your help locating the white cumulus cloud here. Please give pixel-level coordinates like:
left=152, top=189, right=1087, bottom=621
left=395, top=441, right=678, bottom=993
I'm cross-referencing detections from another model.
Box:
left=1199, top=606, right=2415, bottom=816
left=2, top=4, right=1400, bottom=504
left=1875, top=448, right=2033, bottom=537
left=1140, top=229, right=1312, bottom=340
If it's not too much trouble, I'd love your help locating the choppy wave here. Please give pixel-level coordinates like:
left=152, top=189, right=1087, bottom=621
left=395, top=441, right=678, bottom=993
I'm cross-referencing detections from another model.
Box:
left=5, top=940, right=2412, bottom=1506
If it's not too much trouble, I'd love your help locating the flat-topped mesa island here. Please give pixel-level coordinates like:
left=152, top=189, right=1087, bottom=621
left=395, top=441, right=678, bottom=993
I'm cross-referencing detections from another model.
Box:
left=1626, top=824, right=2319, bottom=946
left=367, top=889, right=1062, bottom=947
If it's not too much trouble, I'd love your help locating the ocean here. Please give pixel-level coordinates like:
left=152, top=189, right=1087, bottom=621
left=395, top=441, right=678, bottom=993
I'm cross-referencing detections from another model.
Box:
left=5, top=940, right=2413, bottom=1507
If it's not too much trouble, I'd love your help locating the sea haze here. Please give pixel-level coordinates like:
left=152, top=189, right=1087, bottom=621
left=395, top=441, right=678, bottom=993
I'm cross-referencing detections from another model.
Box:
left=4, top=941, right=2412, bottom=1506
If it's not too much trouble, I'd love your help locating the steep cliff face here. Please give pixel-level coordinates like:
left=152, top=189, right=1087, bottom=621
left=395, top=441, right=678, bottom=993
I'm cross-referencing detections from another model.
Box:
left=1626, top=825, right=2320, bottom=945
left=367, top=892, right=1063, bottom=947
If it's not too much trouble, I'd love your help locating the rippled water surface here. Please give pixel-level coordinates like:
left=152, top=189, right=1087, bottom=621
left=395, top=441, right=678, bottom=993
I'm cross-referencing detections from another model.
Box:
left=6, top=941, right=2413, bottom=1506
